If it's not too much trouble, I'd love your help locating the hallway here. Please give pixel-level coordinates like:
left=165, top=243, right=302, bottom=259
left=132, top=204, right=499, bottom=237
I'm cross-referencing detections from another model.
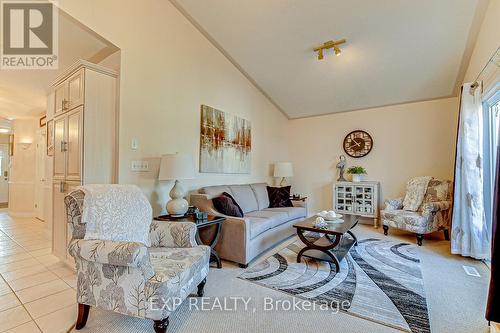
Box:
left=0, top=211, right=76, bottom=332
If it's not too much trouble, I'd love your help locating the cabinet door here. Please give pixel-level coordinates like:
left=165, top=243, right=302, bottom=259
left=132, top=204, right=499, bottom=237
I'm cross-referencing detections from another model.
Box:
left=67, top=69, right=84, bottom=111
left=54, top=83, right=67, bottom=116
left=66, top=107, right=83, bottom=181
left=52, top=182, right=67, bottom=261
left=53, top=116, right=66, bottom=180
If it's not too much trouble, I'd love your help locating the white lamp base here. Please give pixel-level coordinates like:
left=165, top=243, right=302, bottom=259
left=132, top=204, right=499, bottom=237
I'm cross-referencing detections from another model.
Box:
left=166, top=180, right=189, bottom=217
left=167, top=198, right=189, bottom=217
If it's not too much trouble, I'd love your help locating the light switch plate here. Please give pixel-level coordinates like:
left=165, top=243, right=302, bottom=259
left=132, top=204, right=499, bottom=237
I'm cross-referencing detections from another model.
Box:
left=131, top=138, right=139, bottom=150
left=131, top=160, right=149, bottom=172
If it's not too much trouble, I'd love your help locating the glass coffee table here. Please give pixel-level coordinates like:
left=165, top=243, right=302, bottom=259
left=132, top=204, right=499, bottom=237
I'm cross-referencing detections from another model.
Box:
left=293, top=215, right=359, bottom=273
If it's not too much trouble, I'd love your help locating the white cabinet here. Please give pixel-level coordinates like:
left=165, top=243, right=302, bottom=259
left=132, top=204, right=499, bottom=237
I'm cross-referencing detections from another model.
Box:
left=334, top=181, right=380, bottom=227
left=54, top=68, right=85, bottom=117
left=51, top=60, right=117, bottom=264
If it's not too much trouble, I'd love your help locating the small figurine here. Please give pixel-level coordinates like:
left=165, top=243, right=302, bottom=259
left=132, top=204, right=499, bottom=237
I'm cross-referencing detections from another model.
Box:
left=336, top=155, right=347, bottom=181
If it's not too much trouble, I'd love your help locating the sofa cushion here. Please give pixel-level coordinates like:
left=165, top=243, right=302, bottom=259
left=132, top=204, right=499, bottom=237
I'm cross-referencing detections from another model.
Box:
left=199, top=185, right=233, bottom=199
left=245, top=210, right=289, bottom=227
left=250, top=183, right=270, bottom=210
left=264, top=207, right=306, bottom=220
left=228, top=185, right=259, bottom=213
left=267, top=186, right=293, bottom=208
left=248, top=217, right=274, bottom=239
left=212, top=192, right=244, bottom=217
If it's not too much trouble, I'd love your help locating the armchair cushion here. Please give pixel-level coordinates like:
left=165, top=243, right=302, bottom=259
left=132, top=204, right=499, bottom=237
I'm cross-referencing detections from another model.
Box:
left=381, top=210, right=429, bottom=233
left=149, top=221, right=197, bottom=248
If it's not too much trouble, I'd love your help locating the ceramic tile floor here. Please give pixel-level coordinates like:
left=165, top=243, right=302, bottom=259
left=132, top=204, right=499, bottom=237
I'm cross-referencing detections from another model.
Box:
left=0, top=210, right=77, bottom=333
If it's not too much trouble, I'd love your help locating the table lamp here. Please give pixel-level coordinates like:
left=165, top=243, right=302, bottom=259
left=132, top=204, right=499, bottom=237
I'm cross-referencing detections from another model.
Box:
left=274, top=162, right=293, bottom=186
left=158, top=153, right=195, bottom=216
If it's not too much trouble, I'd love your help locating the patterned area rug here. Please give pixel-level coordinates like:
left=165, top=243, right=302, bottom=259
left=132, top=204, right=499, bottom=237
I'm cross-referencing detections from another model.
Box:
left=239, top=238, right=430, bottom=333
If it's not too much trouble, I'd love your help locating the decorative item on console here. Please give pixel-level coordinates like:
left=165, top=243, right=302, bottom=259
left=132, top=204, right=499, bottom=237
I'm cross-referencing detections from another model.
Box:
left=336, top=155, right=347, bottom=181
left=347, top=166, right=367, bottom=182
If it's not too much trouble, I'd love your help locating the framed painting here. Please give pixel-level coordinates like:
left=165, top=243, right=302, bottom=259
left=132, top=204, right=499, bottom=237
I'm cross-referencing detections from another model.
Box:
left=200, top=105, right=251, bottom=174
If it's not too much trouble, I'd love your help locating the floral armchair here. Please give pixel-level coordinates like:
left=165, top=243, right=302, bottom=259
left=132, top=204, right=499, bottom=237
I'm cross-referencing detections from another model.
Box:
left=381, top=178, right=452, bottom=246
left=65, top=189, right=210, bottom=333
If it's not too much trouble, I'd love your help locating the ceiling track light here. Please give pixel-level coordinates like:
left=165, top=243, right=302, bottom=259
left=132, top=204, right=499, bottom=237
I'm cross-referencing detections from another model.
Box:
left=314, top=39, right=346, bottom=60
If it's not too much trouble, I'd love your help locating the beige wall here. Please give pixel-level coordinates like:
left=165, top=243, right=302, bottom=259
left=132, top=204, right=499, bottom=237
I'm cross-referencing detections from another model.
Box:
left=9, top=118, right=38, bottom=216
left=58, top=0, right=289, bottom=215
left=288, top=97, right=459, bottom=215
left=464, top=0, right=500, bottom=83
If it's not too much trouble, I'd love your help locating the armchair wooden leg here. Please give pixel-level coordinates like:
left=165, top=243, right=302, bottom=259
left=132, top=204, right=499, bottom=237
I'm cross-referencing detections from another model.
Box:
left=153, top=317, right=169, bottom=333
left=197, top=278, right=207, bottom=297
left=238, top=263, right=248, bottom=269
left=75, top=304, right=90, bottom=330
left=443, top=229, right=450, bottom=241
left=416, top=234, right=424, bottom=246
left=383, top=225, right=389, bottom=236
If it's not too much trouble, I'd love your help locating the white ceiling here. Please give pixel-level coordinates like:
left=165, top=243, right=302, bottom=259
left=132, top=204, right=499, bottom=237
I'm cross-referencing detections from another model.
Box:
left=173, top=0, right=487, bottom=118
left=0, top=12, right=117, bottom=119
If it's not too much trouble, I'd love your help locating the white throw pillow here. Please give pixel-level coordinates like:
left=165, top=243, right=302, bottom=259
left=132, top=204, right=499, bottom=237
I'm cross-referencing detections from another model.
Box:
left=82, top=184, right=152, bottom=246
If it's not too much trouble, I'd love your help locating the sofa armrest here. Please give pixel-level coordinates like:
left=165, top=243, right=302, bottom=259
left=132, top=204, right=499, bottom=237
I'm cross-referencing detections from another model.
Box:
left=191, top=193, right=251, bottom=264
left=291, top=200, right=306, bottom=208
left=384, top=197, right=404, bottom=211
left=422, top=201, right=452, bottom=217
left=149, top=220, right=197, bottom=248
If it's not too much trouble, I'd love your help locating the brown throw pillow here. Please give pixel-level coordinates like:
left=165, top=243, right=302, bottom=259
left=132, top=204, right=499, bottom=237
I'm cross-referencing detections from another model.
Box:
left=267, top=186, right=293, bottom=208
left=212, top=192, right=244, bottom=217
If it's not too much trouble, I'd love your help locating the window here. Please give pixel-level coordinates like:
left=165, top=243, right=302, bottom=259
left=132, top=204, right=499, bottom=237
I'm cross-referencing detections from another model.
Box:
left=483, top=83, right=500, bottom=239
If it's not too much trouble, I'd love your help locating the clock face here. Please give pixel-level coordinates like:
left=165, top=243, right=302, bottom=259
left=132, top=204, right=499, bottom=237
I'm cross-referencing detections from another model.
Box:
left=343, top=130, right=373, bottom=158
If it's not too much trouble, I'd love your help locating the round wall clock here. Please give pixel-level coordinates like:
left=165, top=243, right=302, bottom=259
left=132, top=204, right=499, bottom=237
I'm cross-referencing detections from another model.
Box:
left=343, top=130, right=373, bottom=158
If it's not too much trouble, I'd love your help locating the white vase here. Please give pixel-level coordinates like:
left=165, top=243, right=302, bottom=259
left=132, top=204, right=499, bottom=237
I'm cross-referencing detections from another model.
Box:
left=351, top=174, right=365, bottom=182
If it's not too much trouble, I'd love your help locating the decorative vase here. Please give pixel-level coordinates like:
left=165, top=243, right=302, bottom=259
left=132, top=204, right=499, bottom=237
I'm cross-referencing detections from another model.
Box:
left=351, top=174, right=365, bottom=182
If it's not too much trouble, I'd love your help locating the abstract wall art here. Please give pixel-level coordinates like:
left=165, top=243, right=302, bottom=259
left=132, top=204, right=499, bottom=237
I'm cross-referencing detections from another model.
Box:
left=200, top=105, right=251, bottom=174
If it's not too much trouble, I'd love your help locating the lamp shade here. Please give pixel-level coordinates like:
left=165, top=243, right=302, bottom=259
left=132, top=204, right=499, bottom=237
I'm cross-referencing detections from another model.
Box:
left=273, top=162, right=293, bottom=178
left=158, top=153, right=195, bottom=180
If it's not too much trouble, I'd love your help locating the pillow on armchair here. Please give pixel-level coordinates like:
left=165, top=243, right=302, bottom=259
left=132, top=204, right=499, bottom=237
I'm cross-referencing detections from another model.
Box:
left=267, top=186, right=293, bottom=208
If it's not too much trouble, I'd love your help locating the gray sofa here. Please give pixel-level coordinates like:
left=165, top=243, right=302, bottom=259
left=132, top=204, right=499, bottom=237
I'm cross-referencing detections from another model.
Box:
left=190, top=183, right=307, bottom=267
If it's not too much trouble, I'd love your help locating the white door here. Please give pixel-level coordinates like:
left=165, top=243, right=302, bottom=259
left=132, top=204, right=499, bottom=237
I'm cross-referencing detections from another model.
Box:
left=0, top=144, right=9, bottom=205
left=35, top=129, right=46, bottom=220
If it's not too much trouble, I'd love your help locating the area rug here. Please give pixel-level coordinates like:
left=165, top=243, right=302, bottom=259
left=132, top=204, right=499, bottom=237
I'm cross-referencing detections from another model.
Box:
left=239, top=238, right=430, bottom=333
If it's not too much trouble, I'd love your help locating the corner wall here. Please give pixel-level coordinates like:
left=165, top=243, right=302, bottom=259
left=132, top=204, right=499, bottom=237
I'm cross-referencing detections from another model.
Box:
left=288, top=97, right=459, bottom=215
left=9, top=118, right=38, bottom=217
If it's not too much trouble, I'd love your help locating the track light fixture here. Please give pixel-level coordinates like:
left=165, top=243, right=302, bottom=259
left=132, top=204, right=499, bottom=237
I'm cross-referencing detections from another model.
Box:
left=314, top=39, right=346, bottom=60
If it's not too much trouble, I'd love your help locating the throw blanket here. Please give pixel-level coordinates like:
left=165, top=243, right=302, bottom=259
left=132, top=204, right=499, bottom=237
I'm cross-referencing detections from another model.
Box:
left=403, top=176, right=432, bottom=211
left=81, top=184, right=153, bottom=246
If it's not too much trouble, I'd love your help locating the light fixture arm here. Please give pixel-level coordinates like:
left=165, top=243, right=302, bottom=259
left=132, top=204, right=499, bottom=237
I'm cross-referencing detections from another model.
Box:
left=314, top=39, right=346, bottom=60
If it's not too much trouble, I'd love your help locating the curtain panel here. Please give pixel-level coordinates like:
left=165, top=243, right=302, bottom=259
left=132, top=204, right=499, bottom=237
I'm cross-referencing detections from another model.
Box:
left=451, top=82, right=490, bottom=260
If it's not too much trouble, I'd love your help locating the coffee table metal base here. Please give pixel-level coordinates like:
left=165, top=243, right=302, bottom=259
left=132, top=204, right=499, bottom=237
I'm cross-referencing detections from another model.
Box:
left=296, top=231, right=357, bottom=273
